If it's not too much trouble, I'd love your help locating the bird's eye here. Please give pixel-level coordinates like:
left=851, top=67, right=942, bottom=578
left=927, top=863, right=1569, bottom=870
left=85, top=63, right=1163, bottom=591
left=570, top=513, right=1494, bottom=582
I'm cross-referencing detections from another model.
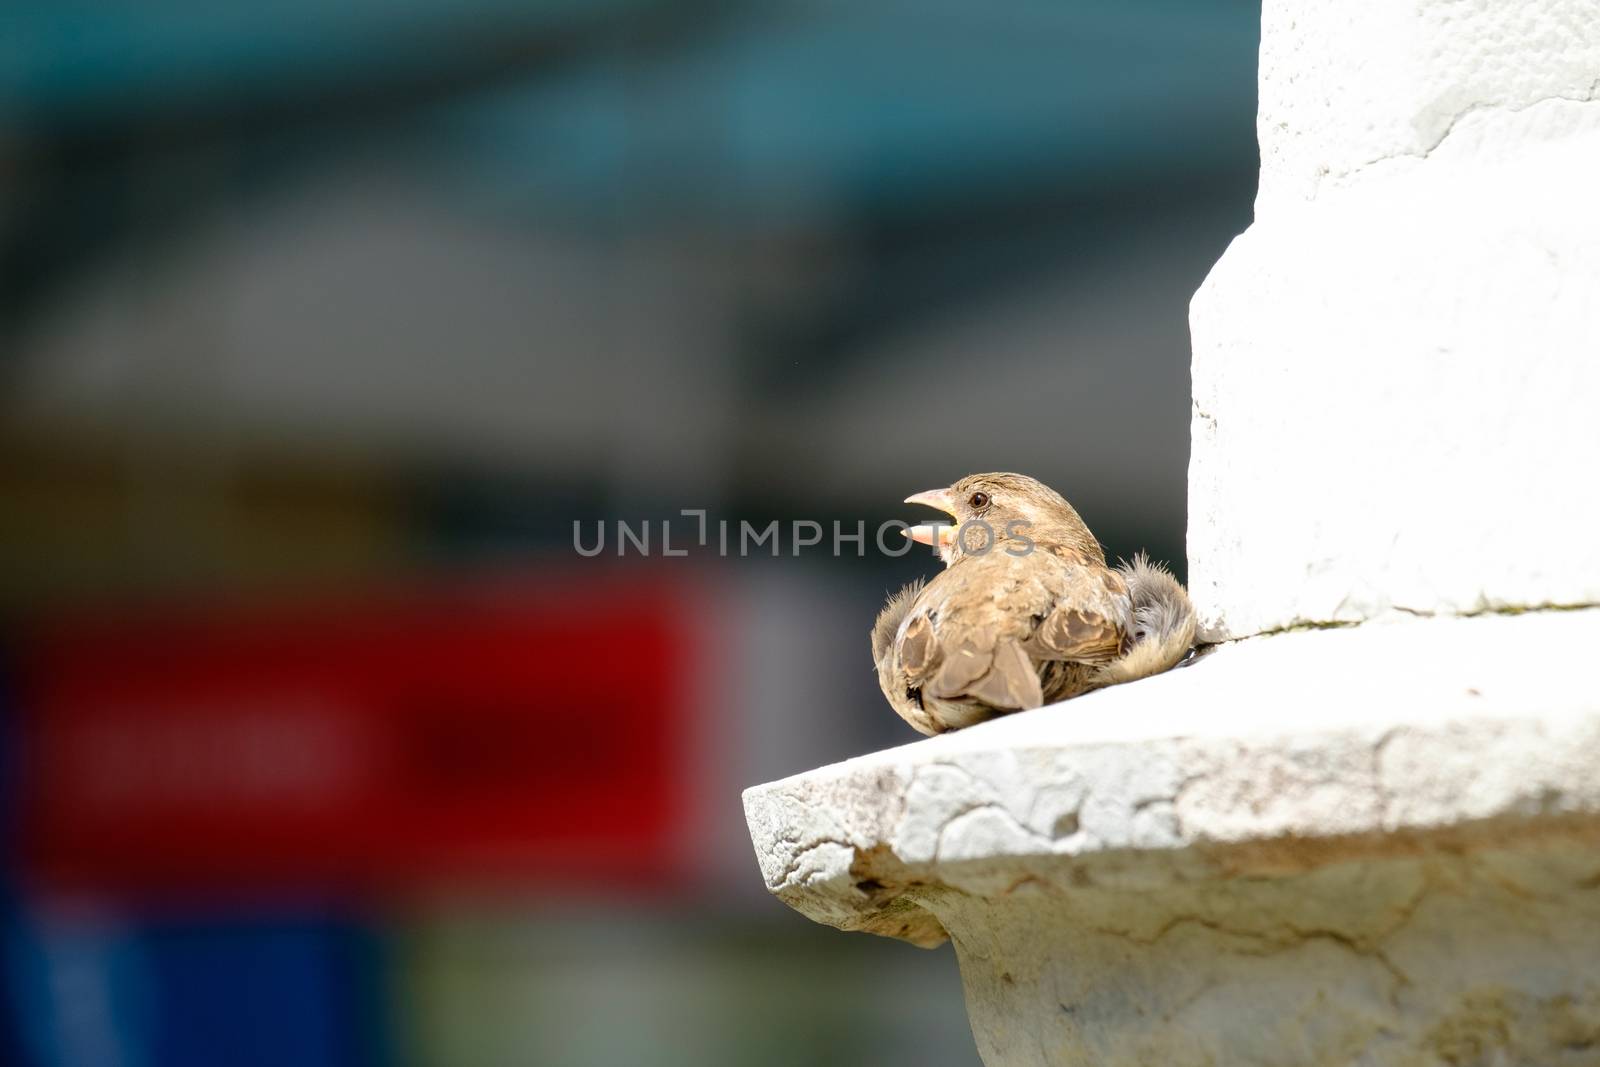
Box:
left=968, top=491, right=990, bottom=510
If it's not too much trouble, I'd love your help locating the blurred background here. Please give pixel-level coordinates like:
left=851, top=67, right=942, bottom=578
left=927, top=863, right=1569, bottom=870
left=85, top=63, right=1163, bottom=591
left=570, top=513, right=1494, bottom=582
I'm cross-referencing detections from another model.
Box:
left=0, top=2, right=1258, bottom=1064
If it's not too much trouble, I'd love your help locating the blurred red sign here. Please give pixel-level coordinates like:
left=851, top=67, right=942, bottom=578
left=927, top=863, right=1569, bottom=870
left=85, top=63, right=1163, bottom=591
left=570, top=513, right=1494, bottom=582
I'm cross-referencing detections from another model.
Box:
left=15, top=573, right=697, bottom=895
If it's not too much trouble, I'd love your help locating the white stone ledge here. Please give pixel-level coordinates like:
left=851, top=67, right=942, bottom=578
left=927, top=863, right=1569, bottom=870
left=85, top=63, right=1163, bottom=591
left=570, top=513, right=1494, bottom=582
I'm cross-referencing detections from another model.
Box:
left=743, top=610, right=1600, bottom=1064
left=745, top=609, right=1600, bottom=944
left=744, top=608, right=1600, bottom=941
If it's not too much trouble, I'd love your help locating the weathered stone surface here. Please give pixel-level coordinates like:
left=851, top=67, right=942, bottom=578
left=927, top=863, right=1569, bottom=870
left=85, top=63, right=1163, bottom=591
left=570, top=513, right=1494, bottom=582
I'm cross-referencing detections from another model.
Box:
left=1254, top=0, right=1600, bottom=209
left=743, top=609, right=1600, bottom=1065
left=934, top=848, right=1600, bottom=1067
left=1188, top=0, right=1600, bottom=640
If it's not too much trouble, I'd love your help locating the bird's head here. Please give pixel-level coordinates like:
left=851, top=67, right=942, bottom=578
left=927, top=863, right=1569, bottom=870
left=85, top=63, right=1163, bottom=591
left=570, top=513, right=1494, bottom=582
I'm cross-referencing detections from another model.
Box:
left=903, top=472, right=1102, bottom=566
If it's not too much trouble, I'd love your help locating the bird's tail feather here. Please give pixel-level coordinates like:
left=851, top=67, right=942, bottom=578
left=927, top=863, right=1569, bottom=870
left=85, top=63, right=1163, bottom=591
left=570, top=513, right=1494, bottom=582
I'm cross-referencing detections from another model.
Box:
left=1093, top=552, right=1196, bottom=687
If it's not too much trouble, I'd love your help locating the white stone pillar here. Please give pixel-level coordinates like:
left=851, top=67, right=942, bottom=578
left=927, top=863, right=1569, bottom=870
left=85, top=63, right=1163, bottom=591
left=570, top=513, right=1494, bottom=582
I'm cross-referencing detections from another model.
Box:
left=1189, top=0, right=1600, bottom=639
left=744, top=3, right=1600, bottom=1064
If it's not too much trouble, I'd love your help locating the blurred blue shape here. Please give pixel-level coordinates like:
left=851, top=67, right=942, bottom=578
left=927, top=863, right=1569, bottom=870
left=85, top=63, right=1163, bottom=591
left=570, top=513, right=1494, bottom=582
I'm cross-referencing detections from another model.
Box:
left=4, top=907, right=388, bottom=1067
left=0, top=669, right=21, bottom=1066
left=4, top=1, right=1257, bottom=220
left=435, top=0, right=1260, bottom=220
left=5, top=904, right=151, bottom=1067
left=0, top=0, right=668, bottom=122
left=146, top=918, right=387, bottom=1067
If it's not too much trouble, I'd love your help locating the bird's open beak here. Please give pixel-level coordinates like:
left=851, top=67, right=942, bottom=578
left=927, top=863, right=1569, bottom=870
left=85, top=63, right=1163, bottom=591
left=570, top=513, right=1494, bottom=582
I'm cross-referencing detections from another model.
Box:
left=903, top=488, right=958, bottom=546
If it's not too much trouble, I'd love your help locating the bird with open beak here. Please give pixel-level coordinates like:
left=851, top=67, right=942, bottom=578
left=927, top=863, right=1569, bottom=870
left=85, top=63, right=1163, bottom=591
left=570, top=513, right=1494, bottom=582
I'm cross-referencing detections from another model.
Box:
left=871, top=472, right=1196, bottom=735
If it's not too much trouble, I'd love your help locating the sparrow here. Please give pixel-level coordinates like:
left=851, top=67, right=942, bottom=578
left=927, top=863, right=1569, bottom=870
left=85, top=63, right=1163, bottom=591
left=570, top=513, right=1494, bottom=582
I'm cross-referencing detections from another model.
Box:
left=871, top=473, right=1195, bottom=735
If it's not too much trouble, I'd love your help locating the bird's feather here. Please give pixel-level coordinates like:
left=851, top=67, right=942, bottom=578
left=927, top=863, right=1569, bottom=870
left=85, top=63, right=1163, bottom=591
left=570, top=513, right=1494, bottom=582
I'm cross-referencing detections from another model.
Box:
left=1027, top=605, right=1124, bottom=664
left=870, top=577, right=924, bottom=665
left=1092, top=553, right=1197, bottom=686
left=962, top=638, right=1044, bottom=709
left=871, top=578, right=942, bottom=734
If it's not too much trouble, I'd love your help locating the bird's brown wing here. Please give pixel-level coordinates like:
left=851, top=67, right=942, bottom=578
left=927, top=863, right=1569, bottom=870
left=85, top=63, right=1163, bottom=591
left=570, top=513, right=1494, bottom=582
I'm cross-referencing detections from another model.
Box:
left=1017, top=556, right=1132, bottom=662
left=1022, top=559, right=1130, bottom=665
left=933, top=637, right=1042, bottom=709
left=1026, top=606, right=1123, bottom=663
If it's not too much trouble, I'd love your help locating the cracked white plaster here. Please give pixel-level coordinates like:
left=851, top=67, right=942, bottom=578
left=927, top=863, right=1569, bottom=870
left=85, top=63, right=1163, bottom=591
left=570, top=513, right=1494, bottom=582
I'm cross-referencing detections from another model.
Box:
left=891, top=764, right=1000, bottom=866
left=1256, top=0, right=1600, bottom=209
left=935, top=807, right=1046, bottom=869
left=1323, top=76, right=1600, bottom=192
left=787, top=841, right=855, bottom=888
